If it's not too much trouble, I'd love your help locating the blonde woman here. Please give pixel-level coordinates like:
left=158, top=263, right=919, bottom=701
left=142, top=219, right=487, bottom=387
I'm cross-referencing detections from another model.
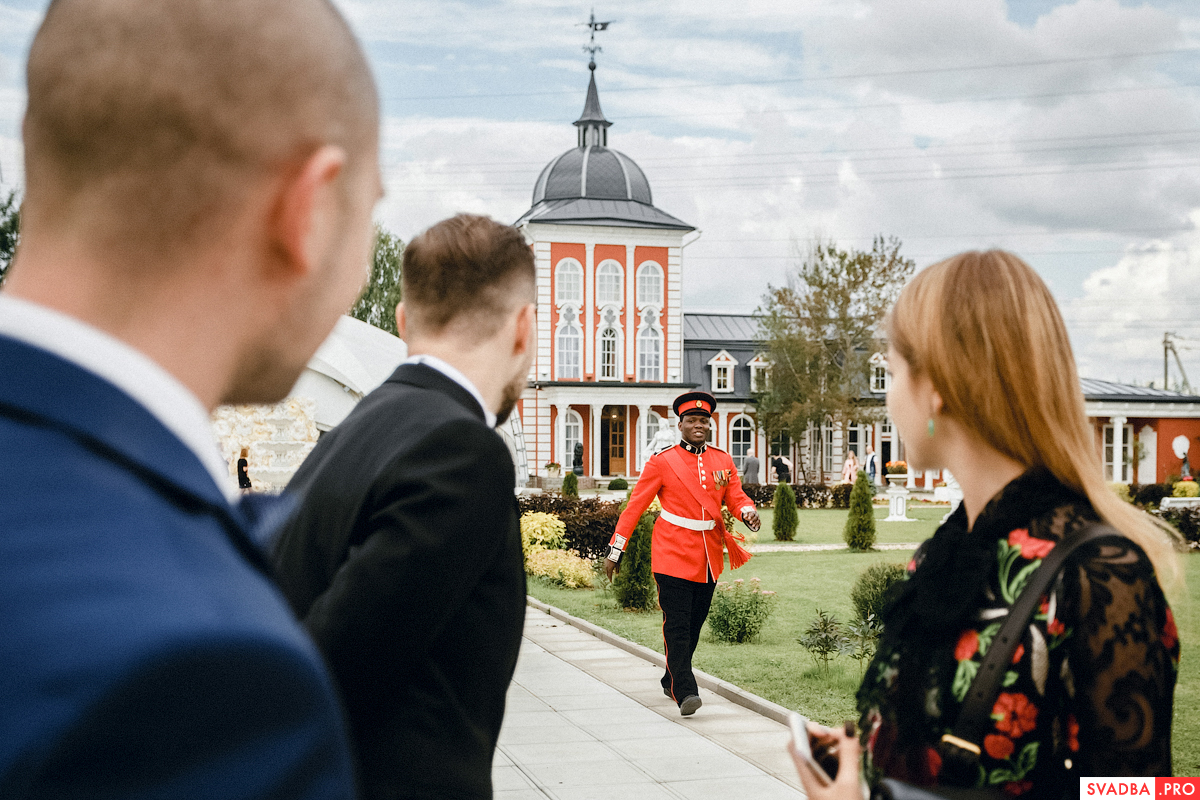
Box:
left=841, top=451, right=859, bottom=485
left=795, top=251, right=1181, bottom=798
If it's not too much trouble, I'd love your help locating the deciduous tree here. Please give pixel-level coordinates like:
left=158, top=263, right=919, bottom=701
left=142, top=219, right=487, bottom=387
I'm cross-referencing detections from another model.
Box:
left=0, top=190, right=20, bottom=288
left=350, top=225, right=404, bottom=336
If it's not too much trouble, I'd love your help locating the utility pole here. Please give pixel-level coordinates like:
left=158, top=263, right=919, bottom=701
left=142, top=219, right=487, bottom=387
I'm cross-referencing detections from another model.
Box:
left=1164, top=332, right=1192, bottom=393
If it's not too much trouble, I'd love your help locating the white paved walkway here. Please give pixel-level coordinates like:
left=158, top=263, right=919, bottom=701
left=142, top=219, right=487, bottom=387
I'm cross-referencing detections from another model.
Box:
left=493, top=607, right=805, bottom=800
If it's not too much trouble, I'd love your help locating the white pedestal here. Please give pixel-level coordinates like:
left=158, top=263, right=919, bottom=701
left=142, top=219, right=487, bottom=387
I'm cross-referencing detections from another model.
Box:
left=884, top=474, right=914, bottom=522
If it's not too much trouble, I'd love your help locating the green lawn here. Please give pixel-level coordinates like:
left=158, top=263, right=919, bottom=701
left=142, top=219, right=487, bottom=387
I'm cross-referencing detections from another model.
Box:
left=739, top=504, right=946, bottom=545
left=527, top=511, right=1200, bottom=775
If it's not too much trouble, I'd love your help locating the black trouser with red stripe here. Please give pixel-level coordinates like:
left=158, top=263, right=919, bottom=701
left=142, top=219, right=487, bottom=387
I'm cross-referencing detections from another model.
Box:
left=654, top=572, right=716, bottom=704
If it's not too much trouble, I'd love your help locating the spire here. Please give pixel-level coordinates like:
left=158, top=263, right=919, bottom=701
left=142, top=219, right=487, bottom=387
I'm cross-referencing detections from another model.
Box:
left=574, top=9, right=614, bottom=148
left=574, top=66, right=612, bottom=147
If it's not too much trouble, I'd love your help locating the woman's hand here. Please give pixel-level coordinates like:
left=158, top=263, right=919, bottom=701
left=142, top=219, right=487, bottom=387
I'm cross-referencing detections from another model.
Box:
left=789, top=721, right=863, bottom=800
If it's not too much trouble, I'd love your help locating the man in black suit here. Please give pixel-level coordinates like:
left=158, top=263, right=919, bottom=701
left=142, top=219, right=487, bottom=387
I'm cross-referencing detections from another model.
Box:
left=272, top=214, right=535, bottom=800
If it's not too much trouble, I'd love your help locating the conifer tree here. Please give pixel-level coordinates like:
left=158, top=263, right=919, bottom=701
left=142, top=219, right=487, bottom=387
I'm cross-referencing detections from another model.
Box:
left=772, top=482, right=798, bottom=541
left=612, top=509, right=656, bottom=610
left=843, top=469, right=876, bottom=551
left=562, top=471, right=579, bottom=498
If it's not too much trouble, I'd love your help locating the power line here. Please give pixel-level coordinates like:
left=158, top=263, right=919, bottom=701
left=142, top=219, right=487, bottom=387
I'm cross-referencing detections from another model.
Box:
left=385, top=46, right=1200, bottom=102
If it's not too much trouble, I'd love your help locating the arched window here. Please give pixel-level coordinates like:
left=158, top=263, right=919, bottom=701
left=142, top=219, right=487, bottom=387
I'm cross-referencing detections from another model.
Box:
left=643, top=410, right=661, bottom=454
left=636, top=262, right=663, bottom=307
left=555, top=260, right=583, bottom=306
left=599, top=328, right=618, bottom=380
left=637, top=327, right=661, bottom=381
left=563, top=410, right=582, bottom=469
left=730, top=416, right=754, bottom=470
left=596, top=261, right=623, bottom=306
left=557, top=323, right=581, bottom=379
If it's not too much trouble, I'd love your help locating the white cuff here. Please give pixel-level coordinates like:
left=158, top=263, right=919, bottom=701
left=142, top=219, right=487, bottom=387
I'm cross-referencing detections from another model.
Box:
left=740, top=505, right=755, bottom=517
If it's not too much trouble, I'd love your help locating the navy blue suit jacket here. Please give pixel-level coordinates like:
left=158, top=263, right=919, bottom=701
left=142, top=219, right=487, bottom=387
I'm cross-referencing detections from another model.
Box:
left=0, top=334, right=357, bottom=799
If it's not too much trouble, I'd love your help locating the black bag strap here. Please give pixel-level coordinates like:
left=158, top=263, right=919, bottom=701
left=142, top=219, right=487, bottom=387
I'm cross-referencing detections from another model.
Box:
left=942, top=521, right=1120, bottom=756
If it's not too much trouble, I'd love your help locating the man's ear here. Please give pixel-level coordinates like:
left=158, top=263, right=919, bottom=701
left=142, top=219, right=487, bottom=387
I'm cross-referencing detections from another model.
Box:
left=395, top=302, right=407, bottom=341
left=512, top=302, right=535, bottom=356
left=270, top=145, right=348, bottom=279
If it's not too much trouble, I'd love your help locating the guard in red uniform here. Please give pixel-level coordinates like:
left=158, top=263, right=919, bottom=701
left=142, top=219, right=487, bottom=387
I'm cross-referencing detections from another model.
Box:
left=604, top=391, right=760, bottom=716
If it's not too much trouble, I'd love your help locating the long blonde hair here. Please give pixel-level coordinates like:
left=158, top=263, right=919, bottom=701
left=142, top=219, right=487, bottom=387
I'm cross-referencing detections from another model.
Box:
left=887, top=250, right=1182, bottom=589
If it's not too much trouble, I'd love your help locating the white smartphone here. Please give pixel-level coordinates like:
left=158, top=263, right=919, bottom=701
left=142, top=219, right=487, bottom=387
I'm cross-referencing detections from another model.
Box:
left=788, top=712, right=833, bottom=787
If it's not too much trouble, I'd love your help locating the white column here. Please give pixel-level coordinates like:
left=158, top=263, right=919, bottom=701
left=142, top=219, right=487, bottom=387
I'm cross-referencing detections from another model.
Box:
left=553, top=403, right=565, bottom=470
left=626, top=246, right=636, bottom=377
left=924, top=469, right=934, bottom=490
left=637, top=404, right=650, bottom=470
left=584, top=243, right=595, bottom=377
left=591, top=403, right=602, bottom=478
left=1112, top=415, right=1127, bottom=482
left=718, top=410, right=729, bottom=451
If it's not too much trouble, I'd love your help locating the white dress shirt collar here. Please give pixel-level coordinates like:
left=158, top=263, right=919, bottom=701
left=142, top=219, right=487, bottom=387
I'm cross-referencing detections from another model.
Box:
left=402, top=353, right=497, bottom=428
left=0, top=295, right=239, bottom=503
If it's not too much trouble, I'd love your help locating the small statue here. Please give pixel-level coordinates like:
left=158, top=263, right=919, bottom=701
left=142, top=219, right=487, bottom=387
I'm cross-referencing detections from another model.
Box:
left=572, top=442, right=584, bottom=476
left=650, top=418, right=676, bottom=455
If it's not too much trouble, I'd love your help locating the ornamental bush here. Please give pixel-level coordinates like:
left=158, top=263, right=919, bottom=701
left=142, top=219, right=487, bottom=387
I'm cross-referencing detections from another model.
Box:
left=798, top=608, right=847, bottom=675
left=707, top=577, right=776, bottom=644
left=1173, top=480, right=1200, bottom=498
left=1109, top=483, right=1132, bottom=503
left=773, top=482, right=798, bottom=541
left=612, top=508, right=656, bottom=610
left=1156, top=506, right=1200, bottom=545
left=607, top=477, right=629, bottom=490
left=517, top=496, right=624, bottom=560
left=526, top=549, right=594, bottom=589
left=562, top=471, right=579, bottom=498
left=850, top=561, right=907, bottom=623
left=830, top=483, right=853, bottom=509
left=1133, top=482, right=1172, bottom=508
left=519, top=511, right=566, bottom=560
left=843, top=470, right=877, bottom=551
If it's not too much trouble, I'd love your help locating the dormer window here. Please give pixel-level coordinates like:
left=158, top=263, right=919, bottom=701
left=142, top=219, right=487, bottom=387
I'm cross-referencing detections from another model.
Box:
left=707, top=350, right=738, bottom=394
left=869, top=352, right=890, bottom=392
left=748, top=354, right=771, bottom=393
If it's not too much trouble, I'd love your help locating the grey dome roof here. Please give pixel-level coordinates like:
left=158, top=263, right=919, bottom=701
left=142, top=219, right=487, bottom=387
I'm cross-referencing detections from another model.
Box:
left=532, top=145, right=653, bottom=205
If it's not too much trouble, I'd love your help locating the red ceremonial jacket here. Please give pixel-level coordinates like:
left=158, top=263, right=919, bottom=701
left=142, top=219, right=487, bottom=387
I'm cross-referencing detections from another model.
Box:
left=608, top=443, right=756, bottom=583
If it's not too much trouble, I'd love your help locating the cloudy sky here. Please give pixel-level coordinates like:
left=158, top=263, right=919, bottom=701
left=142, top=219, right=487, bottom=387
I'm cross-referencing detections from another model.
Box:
left=1, top=0, right=1199, bottom=385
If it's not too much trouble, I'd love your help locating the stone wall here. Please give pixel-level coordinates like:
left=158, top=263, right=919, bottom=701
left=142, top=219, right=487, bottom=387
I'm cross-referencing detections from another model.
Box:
left=211, top=397, right=319, bottom=492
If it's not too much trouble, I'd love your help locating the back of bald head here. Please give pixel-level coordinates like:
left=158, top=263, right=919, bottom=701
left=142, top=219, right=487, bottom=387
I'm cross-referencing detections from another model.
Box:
left=22, top=0, right=378, bottom=259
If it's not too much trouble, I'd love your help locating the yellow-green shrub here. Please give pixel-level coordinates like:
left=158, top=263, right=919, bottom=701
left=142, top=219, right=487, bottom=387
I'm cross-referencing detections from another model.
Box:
left=526, top=549, right=594, bottom=589
left=1109, top=483, right=1132, bottom=503
left=1173, top=480, right=1200, bottom=498
left=520, top=511, right=566, bottom=558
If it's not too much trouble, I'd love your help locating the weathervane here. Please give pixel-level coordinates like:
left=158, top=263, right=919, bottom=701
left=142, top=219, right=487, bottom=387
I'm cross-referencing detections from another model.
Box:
left=579, top=8, right=614, bottom=70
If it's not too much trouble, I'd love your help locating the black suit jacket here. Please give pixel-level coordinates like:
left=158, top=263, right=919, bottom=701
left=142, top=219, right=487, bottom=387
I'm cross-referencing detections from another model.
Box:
left=272, top=363, right=525, bottom=800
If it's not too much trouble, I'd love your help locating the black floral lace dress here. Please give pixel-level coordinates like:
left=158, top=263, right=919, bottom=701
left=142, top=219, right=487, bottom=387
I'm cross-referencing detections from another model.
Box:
left=857, top=469, right=1179, bottom=796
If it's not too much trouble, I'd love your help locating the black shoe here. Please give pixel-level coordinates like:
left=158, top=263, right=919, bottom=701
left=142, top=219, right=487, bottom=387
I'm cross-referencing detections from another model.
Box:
left=679, top=695, right=702, bottom=717
left=663, top=686, right=673, bottom=699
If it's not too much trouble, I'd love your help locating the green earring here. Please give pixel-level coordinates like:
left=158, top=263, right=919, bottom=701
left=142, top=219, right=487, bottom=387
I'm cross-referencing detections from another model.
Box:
left=927, top=418, right=935, bottom=438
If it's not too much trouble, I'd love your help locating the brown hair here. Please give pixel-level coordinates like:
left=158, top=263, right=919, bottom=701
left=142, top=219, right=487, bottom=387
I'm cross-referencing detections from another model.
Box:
left=887, top=250, right=1181, bottom=588
left=402, top=214, right=535, bottom=339
left=22, top=0, right=378, bottom=258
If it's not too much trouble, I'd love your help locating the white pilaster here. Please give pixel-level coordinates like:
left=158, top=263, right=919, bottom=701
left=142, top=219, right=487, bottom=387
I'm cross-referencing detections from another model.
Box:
left=626, top=245, right=635, bottom=377
left=585, top=243, right=595, bottom=376
left=591, top=403, right=602, bottom=477
left=718, top=410, right=729, bottom=451
left=637, top=404, right=650, bottom=470
left=553, top=403, right=565, bottom=469
left=1112, top=415, right=1127, bottom=482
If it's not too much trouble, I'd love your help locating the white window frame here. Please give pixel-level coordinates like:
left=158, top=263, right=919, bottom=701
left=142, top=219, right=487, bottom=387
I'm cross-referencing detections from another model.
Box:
left=596, top=260, right=623, bottom=307
left=555, top=314, right=582, bottom=380
left=563, top=409, right=583, bottom=468
left=599, top=327, right=620, bottom=381
left=636, top=261, right=664, bottom=308
left=823, top=423, right=834, bottom=476
left=748, top=354, right=771, bottom=393
left=707, top=350, right=739, bottom=394
left=869, top=352, right=890, bottom=393
left=1103, top=423, right=1134, bottom=482
left=637, top=326, right=661, bottom=382
left=555, top=259, right=583, bottom=307
left=730, top=415, right=754, bottom=471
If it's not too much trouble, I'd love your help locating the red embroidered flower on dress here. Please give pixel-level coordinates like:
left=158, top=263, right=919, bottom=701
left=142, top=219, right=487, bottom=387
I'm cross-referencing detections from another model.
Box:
left=925, top=746, right=942, bottom=778
left=955, top=629, right=980, bottom=661
left=1163, top=607, right=1179, bottom=651
left=1011, top=643, right=1025, bottom=664
left=1047, top=617, right=1066, bottom=636
left=1003, top=780, right=1033, bottom=796
left=993, top=692, right=1038, bottom=737
left=984, top=734, right=1015, bottom=760
left=1008, top=528, right=1054, bottom=560
left=1067, top=714, right=1080, bottom=752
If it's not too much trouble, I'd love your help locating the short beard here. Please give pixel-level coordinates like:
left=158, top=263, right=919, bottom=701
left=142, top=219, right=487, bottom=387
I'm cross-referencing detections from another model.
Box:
left=494, top=371, right=526, bottom=427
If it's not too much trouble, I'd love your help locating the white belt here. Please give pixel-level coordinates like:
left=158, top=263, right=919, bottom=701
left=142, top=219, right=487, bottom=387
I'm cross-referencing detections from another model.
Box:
left=659, top=509, right=715, bottom=531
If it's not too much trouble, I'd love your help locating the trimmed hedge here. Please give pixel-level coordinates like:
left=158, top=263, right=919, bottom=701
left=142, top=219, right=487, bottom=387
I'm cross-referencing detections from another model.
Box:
left=742, top=483, right=853, bottom=510
left=517, top=495, right=623, bottom=560
left=1131, top=483, right=1172, bottom=508
left=1157, top=506, right=1200, bottom=545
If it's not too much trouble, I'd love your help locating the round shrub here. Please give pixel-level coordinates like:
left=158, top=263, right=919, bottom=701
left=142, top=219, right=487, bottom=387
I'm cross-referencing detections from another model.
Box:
left=612, top=508, right=656, bottom=610
left=1133, top=483, right=1171, bottom=508
left=519, top=511, right=565, bottom=560
left=843, top=470, right=877, bottom=551
left=562, top=471, right=579, bottom=498
left=607, top=477, right=629, bottom=490
left=850, top=561, right=906, bottom=623
left=1109, top=483, right=1132, bottom=503
left=526, top=549, right=594, bottom=589
left=772, top=482, right=798, bottom=541
left=707, top=578, right=775, bottom=644
left=1173, top=480, right=1199, bottom=498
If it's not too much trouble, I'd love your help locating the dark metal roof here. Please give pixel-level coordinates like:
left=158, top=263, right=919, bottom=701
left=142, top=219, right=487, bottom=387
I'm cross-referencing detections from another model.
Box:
left=530, top=146, right=653, bottom=205
left=1080, top=378, right=1200, bottom=404
left=515, top=197, right=694, bottom=231
left=683, top=313, right=761, bottom=342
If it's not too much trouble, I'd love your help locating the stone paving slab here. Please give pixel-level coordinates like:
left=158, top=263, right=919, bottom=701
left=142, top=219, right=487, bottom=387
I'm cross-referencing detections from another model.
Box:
left=494, top=606, right=805, bottom=799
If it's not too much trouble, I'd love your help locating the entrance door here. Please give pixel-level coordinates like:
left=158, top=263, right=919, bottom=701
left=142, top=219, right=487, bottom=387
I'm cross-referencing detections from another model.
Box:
left=601, top=405, right=626, bottom=476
